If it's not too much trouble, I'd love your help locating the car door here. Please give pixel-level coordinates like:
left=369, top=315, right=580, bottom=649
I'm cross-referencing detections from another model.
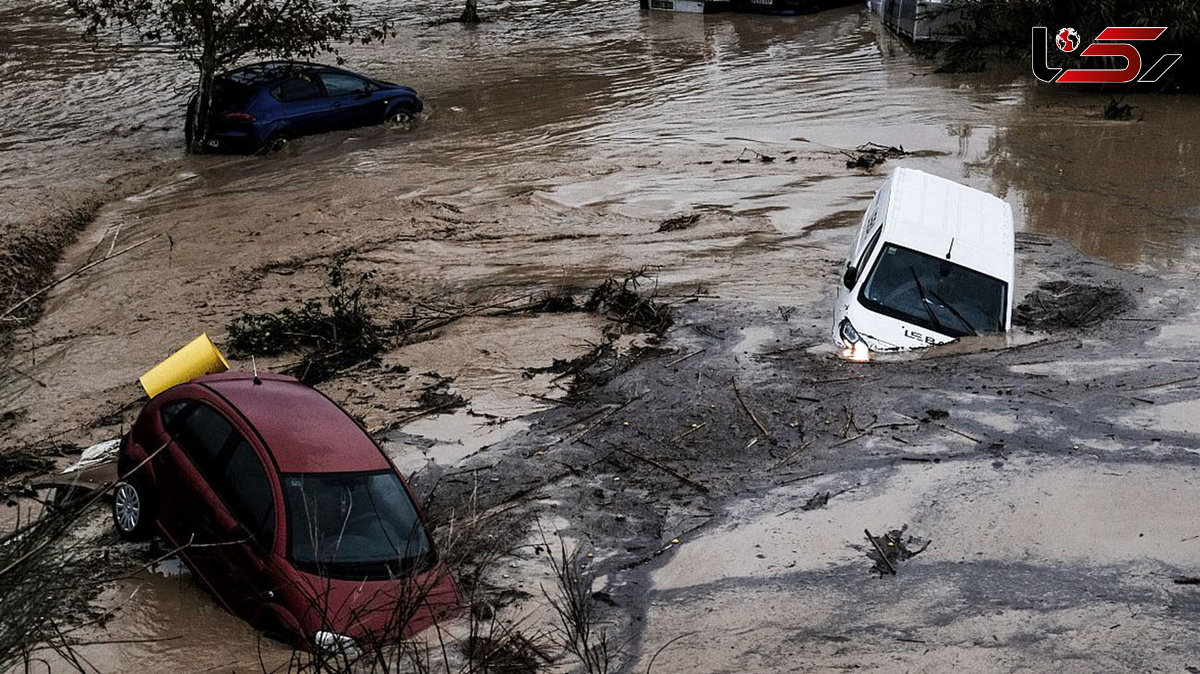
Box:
left=269, top=74, right=331, bottom=136
left=316, top=71, right=379, bottom=130
left=204, top=432, right=280, bottom=623
left=155, top=400, right=274, bottom=618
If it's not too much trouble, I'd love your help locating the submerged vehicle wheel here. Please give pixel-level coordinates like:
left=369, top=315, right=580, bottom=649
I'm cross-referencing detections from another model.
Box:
left=385, top=108, right=417, bottom=131
left=112, top=477, right=153, bottom=541
left=262, top=134, right=291, bottom=154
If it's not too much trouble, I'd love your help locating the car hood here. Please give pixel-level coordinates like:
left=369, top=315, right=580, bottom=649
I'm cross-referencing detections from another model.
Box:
left=283, top=562, right=460, bottom=646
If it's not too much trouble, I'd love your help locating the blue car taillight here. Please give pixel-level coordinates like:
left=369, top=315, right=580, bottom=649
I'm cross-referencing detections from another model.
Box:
left=222, top=112, right=256, bottom=123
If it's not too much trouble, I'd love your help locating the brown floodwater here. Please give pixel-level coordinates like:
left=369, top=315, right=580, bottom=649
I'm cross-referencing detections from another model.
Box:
left=3, top=0, right=1200, bottom=670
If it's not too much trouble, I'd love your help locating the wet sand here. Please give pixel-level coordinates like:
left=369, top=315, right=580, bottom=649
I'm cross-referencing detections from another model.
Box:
left=2, top=0, right=1200, bottom=670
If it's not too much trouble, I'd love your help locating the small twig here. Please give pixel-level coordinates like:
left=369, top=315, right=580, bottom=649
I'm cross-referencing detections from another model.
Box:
left=732, top=376, right=771, bottom=439
left=770, top=440, right=814, bottom=469
left=646, top=632, right=697, bottom=674
left=864, top=528, right=896, bottom=575
left=4, top=363, right=47, bottom=388
left=666, top=349, right=705, bottom=367
left=1128, top=376, right=1198, bottom=391
left=671, top=422, right=707, bottom=442
left=563, top=396, right=641, bottom=445
left=614, top=446, right=708, bottom=493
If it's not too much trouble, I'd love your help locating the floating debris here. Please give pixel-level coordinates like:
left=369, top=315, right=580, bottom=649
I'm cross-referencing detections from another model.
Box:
left=658, top=213, right=701, bottom=233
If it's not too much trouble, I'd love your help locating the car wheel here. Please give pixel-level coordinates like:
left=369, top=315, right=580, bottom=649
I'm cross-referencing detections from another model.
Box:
left=112, top=477, right=154, bottom=541
left=262, top=133, right=291, bottom=154
left=385, top=108, right=417, bottom=131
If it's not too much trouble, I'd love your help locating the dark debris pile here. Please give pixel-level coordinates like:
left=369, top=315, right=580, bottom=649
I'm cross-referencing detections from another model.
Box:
left=865, top=526, right=930, bottom=576
left=1014, top=280, right=1131, bottom=331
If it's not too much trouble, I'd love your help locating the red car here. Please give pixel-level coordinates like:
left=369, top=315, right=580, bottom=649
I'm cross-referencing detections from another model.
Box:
left=112, top=371, right=458, bottom=653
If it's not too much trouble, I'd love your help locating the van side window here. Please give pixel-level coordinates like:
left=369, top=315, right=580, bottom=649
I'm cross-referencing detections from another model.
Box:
left=222, top=439, right=275, bottom=545
left=857, top=227, right=883, bottom=272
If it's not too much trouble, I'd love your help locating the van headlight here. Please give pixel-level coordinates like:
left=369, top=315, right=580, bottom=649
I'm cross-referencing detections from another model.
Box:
left=314, top=631, right=361, bottom=659
left=838, top=319, right=871, bottom=362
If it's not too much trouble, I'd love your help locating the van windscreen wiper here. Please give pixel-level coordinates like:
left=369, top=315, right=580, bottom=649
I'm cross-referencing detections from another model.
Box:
left=909, top=266, right=945, bottom=332
left=927, top=288, right=978, bottom=336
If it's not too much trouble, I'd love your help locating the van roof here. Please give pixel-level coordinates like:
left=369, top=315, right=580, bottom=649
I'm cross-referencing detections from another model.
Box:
left=880, top=167, right=1014, bottom=284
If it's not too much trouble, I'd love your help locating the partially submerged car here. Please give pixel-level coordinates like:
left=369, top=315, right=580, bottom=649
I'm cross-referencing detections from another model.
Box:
left=833, top=167, right=1014, bottom=360
left=113, top=371, right=457, bottom=653
left=187, top=61, right=423, bottom=153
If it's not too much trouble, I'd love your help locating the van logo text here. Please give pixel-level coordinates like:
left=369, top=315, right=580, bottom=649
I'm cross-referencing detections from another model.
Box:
left=904, top=329, right=937, bottom=345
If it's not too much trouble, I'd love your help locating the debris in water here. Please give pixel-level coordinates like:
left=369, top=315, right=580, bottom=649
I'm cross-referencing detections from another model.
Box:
left=584, top=270, right=674, bottom=337
left=843, top=142, right=908, bottom=169
left=864, top=525, right=930, bottom=576
left=1014, top=280, right=1132, bottom=331
left=658, top=213, right=701, bottom=233
left=1103, top=96, right=1139, bottom=121
left=721, top=148, right=775, bottom=164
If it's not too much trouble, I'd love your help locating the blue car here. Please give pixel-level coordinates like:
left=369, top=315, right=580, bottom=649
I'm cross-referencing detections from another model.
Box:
left=187, top=61, right=423, bottom=153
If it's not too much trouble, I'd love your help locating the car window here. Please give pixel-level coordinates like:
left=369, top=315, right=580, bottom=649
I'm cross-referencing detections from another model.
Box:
left=319, top=72, right=369, bottom=97
left=173, top=403, right=233, bottom=471
left=272, top=76, right=324, bottom=102
left=160, top=399, right=195, bottom=430
left=221, top=438, right=275, bottom=545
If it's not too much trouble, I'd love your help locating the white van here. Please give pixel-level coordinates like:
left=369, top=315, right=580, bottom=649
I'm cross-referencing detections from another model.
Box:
left=832, top=167, right=1014, bottom=360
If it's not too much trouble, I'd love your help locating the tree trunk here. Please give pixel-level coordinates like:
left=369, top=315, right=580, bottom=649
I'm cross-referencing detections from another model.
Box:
left=188, top=65, right=216, bottom=154
left=459, top=0, right=480, bottom=23
left=188, top=0, right=219, bottom=154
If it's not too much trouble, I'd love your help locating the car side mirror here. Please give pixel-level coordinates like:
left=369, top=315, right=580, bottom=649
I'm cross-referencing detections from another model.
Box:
left=843, top=266, right=858, bottom=289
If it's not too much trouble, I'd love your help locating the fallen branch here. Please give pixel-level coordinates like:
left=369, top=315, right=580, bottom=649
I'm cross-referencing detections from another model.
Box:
left=1, top=234, right=161, bottom=320
left=731, top=377, right=771, bottom=440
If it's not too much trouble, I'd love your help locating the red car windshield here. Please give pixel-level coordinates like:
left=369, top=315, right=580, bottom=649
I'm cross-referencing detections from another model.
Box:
left=282, top=470, right=432, bottom=578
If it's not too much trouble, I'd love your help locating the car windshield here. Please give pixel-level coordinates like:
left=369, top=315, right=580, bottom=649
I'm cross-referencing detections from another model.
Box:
left=859, top=242, right=1007, bottom=338
left=283, top=470, right=432, bottom=578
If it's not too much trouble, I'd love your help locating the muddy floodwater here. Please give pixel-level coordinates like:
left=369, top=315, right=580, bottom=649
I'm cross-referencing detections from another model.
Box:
left=2, top=0, right=1200, bottom=671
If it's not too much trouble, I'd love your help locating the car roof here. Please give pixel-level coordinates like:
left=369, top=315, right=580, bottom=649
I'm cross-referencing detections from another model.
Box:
left=222, top=61, right=356, bottom=86
left=880, top=167, right=1014, bottom=284
left=194, top=372, right=390, bottom=474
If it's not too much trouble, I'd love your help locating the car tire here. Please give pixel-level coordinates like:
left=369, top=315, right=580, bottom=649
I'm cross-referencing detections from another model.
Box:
left=385, top=107, right=417, bottom=131
left=112, top=476, right=154, bottom=541
left=262, top=133, right=291, bottom=154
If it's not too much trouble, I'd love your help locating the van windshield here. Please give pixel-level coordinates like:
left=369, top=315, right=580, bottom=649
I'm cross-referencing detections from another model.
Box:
left=858, top=243, right=1007, bottom=338
left=283, top=470, right=432, bottom=579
